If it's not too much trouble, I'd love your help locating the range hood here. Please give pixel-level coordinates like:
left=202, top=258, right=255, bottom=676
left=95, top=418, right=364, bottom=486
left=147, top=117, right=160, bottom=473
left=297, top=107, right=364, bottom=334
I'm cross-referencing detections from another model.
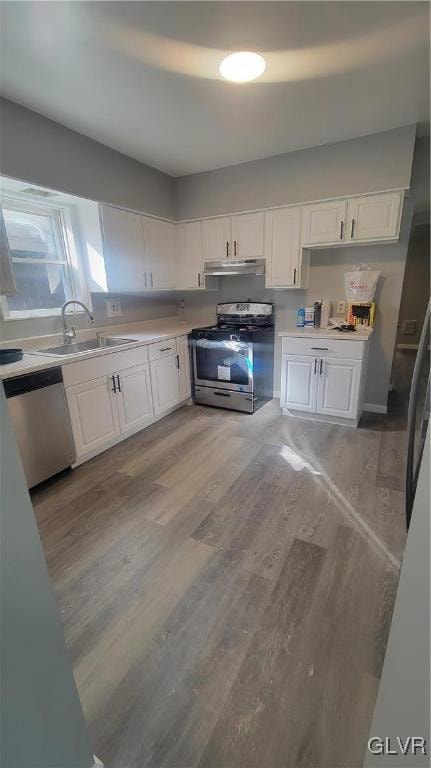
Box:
left=204, top=258, right=265, bottom=277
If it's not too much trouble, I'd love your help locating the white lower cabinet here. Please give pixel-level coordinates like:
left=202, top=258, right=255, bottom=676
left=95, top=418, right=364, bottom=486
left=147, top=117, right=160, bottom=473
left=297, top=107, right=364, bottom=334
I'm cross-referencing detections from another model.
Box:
left=66, top=375, right=120, bottom=458
left=150, top=354, right=181, bottom=415
left=67, top=365, right=153, bottom=460
left=317, top=358, right=361, bottom=419
left=116, top=363, right=154, bottom=433
left=280, top=336, right=369, bottom=426
left=281, top=355, right=317, bottom=412
left=177, top=335, right=192, bottom=401
left=65, top=335, right=191, bottom=462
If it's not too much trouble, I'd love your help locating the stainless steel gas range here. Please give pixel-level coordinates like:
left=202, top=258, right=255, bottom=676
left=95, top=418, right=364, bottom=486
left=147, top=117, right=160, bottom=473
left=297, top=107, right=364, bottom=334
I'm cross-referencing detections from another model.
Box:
left=189, top=301, right=274, bottom=413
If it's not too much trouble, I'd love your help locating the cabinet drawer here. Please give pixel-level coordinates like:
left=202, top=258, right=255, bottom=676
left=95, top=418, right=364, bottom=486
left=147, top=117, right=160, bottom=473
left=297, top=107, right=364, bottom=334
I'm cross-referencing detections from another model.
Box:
left=148, top=337, right=177, bottom=361
left=62, top=345, right=149, bottom=387
left=281, top=336, right=365, bottom=360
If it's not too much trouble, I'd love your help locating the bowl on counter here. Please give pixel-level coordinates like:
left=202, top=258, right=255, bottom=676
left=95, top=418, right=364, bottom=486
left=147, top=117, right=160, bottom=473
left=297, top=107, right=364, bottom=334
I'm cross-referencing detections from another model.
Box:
left=0, top=348, right=24, bottom=365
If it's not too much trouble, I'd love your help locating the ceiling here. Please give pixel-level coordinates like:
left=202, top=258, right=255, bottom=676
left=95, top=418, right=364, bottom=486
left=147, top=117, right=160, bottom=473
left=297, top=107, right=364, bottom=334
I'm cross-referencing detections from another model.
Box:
left=1, top=1, right=429, bottom=177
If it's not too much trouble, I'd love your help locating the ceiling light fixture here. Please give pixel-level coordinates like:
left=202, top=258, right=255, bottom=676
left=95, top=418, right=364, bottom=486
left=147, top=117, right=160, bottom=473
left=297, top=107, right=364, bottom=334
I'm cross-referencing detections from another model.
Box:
left=219, top=51, right=266, bottom=83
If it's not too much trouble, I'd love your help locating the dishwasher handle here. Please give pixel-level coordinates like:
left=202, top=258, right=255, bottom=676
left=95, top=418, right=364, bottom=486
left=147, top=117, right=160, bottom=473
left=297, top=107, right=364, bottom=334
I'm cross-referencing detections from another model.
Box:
left=3, top=367, right=63, bottom=398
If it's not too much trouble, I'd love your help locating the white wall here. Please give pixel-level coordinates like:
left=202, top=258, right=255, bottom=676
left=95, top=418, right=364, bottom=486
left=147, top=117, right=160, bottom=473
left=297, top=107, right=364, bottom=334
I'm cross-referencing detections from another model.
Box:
left=395, top=222, right=430, bottom=348
left=174, top=125, right=416, bottom=220
left=0, top=290, right=178, bottom=343
left=0, top=386, right=94, bottom=768
left=0, top=98, right=175, bottom=219
left=365, top=431, right=430, bottom=767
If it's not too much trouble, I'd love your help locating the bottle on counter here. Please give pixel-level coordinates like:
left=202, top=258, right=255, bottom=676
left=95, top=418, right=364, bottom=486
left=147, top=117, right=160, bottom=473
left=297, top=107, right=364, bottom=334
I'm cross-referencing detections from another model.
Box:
left=304, top=306, right=315, bottom=327
left=320, top=300, right=331, bottom=329
left=313, top=300, right=322, bottom=328
left=296, top=306, right=305, bottom=328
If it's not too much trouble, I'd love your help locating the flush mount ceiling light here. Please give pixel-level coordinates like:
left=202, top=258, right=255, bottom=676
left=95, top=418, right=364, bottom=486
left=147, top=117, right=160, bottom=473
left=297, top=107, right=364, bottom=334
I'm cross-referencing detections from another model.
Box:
left=219, top=51, right=266, bottom=83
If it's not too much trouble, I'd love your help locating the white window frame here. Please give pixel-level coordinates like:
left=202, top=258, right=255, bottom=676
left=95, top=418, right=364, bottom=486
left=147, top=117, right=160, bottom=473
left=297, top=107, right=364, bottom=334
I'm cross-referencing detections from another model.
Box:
left=0, top=195, right=91, bottom=320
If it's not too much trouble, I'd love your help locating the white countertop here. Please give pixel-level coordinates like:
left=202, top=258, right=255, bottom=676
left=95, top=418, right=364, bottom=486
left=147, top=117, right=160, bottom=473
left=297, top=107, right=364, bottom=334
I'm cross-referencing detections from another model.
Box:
left=0, top=318, right=201, bottom=380
left=278, top=326, right=373, bottom=341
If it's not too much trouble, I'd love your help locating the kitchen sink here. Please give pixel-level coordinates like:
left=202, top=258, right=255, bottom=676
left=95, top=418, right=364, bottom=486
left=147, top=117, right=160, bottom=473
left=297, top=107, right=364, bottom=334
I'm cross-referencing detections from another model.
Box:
left=32, top=337, right=136, bottom=357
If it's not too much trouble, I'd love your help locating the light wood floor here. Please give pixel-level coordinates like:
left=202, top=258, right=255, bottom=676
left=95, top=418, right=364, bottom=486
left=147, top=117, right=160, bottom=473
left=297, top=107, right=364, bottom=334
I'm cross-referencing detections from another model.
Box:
left=32, top=390, right=408, bottom=768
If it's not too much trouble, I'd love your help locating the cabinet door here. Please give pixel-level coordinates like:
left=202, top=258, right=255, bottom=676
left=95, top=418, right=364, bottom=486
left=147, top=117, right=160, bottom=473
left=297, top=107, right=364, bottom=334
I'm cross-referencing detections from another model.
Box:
left=66, top=375, right=120, bottom=458
left=203, top=217, right=231, bottom=261
left=265, top=207, right=302, bottom=288
left=316, top=357, right=361, bottom=419
left=175, top=221, right=204, bottom=289
left=231, top=212, right=264, bottom=258
left=101, top=205, right=146, bottom=291
left=177, top=335, right=192, bottom=400
left=302, top=200, right=347, bottom=246
left=143, top=217, right=175, bottom=289
left=281, top=355, right=318, bottom=412
left=116, top=363, right=154, bottom=434
left=150, top=355, right=181, bottom=415
left=347, top=191, right=403, bottom=242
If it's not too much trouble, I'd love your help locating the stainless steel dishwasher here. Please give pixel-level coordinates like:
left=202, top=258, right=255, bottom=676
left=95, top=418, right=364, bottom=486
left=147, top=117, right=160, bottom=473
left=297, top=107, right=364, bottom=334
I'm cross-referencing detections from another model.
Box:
left=4, top=367, right=76, bottom=488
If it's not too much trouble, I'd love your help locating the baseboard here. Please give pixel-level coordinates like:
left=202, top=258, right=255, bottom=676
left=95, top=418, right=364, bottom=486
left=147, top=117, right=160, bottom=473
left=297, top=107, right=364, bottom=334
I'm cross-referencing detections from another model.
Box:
left=273, top=390, right=280, bottom=398
left=363, top=402, right=388, bottom=414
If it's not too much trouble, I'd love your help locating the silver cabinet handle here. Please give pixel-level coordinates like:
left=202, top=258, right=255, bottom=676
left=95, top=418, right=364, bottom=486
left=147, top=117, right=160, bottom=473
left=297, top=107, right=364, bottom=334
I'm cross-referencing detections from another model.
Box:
left=116, top=374, right=122, bottom=392
left=293, top=268, right=297, bottom=284
left=111, top=375, right=117, bottom=393
left=160, top=346, right=172, bottom=352
left=319, top=358, right=323, bottom=375
left=311, top=347, right=328, bottom=351
left=175, top=354, right=180, bottom=369
left=340, top=220, right=344, bottom=240
left=234, top=240, right=238, bottom=257
left=314, top=358, right=317, bottom=374
left=197, top=272, right=201, bottom=287
left=351, top=218, right=355, bottom=238
left=150, top=271, right=154, bottom=288
left=226, top=241, right=229, bottom=258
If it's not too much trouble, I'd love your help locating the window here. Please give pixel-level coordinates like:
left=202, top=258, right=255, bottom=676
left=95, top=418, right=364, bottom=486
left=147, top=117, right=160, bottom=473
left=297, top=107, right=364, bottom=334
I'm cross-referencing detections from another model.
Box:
left=0, top=197, right=89, bottom=319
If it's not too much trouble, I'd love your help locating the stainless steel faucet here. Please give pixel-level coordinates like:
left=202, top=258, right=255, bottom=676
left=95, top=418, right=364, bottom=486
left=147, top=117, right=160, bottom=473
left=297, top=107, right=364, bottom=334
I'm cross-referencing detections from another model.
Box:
left=61, top=300, right=94, bottom=344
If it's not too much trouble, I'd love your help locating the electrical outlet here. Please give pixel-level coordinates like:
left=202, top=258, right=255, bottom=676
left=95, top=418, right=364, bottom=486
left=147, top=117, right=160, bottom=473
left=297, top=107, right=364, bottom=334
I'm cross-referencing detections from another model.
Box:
left=336, top=301, right=346, bottom=314
left=105, top=298, right=123, bottom=318
left=179, top=299, right=185, bottom=310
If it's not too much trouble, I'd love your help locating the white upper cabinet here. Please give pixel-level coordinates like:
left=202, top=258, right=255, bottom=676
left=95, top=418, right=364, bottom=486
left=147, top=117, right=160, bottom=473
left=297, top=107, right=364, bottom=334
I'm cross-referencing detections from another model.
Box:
left=346, top=191, right=403, bottom=242
left=264, top=206, right=304, bottom=288
left=231, top=212, right=264, bottom=258
left=302, top=200, right=348, bottom=246
left=143, top=216, right=175, bottom=290
left=203, top=217, right=232, bottom=261
left=101, top=205, right=146, bottom=291
left=175, top=221, right=204, bottom=289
